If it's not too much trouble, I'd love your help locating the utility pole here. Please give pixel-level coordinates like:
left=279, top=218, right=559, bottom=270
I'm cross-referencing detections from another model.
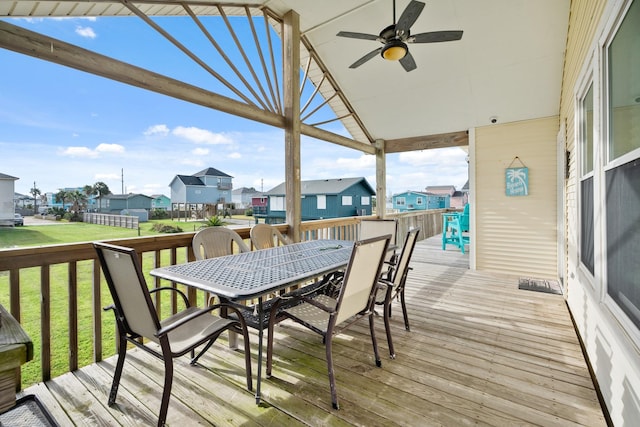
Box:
left=121, top=168, right=124, bottom=194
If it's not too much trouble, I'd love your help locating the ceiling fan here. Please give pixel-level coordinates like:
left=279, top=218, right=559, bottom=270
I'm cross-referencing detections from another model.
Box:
left=336, top=0, right=463, bottom=72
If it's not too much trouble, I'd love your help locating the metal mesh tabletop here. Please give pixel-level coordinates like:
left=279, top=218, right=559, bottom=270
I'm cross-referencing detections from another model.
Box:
left=151, top=240, right=353, bottom=300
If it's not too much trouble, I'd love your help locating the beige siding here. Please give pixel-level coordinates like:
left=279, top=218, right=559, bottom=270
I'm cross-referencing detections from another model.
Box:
left=560, top=0, right=607, bottom=281
left=560, top=1, right=640, bottom=425
left=475, top=116, right=559, bottom=278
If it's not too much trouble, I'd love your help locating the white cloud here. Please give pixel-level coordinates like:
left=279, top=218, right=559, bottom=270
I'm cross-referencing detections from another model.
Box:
left=96, top=143, right=125, bottom=154
left=173, top=126, right=233, bottom=145
left=228, top=152, right=242, bottom=159
left=59, top=146, right=98, bottom=158
left=76, top=26, right=97, bottom=39
left=58, top=143, right=124, bottom=158
left=144, top=124, right=170, bottom=136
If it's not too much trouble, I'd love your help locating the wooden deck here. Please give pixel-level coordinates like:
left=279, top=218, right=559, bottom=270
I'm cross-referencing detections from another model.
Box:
left=20, top=235, right=606, bottom=426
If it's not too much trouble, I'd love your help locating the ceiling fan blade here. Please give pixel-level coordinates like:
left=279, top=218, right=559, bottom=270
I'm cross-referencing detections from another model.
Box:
left=399, top=51, right=417, bottom=72
left=336, top=31, right=380, bottom=41
left=396, top=0, right=426, bottom=34
left=411, top=30, right=463, bottom=43
left=350, top=47, right=383, bottom=69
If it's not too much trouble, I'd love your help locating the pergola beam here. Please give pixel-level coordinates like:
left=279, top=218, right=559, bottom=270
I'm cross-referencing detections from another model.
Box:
left=385, top=130, right=469, bottom=153
left=0, top=20, right=284, bottom=128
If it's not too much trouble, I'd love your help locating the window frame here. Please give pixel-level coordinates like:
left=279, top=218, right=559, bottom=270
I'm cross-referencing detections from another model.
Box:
left=600, top=0, right=640, bottom=339
left=576, top=65, right=597, bottom=288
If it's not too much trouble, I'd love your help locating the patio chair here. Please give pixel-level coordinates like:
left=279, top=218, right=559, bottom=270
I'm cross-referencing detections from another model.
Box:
left=376, top=227, right=420, bottom=358
left=192, top=227, right=250, bottom=260
left=94, top=242, right=253, bottom=427
left=266, top=234, right=391, bottom=410
left=442, top=203, right=470, bottom=253
left=359, top=218, right=398, bottom=268
left=250, top=223, right=291, bottom=249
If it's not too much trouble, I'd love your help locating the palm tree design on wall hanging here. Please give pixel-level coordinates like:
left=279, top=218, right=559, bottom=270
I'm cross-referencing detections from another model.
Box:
left=506, top=157, right=529, bottom=196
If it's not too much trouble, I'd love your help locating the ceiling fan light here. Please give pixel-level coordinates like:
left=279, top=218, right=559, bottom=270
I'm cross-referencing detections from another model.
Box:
left=381, top=41, right=408, bottom=61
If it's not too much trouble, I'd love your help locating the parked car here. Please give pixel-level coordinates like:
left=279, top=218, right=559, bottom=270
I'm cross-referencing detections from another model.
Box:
left=14, top=213, right=24, bottom=226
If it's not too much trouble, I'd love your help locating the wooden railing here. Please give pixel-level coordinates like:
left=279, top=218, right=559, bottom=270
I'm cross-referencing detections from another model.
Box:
left=0, top=210, right=451, bottom=389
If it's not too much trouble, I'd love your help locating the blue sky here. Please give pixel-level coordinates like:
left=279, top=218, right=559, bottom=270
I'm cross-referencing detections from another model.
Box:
left=0, top=16, right=468, bottom=198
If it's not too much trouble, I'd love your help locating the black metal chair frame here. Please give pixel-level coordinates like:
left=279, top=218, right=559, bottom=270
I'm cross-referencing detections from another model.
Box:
left=265, top=235, right=390, bottom=410
left=376, top=227, right=420, bottom=358
left=94, top=242, right=253, bottom=427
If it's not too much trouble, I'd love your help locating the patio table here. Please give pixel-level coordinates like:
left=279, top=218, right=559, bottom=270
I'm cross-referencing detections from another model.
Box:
left=150, top=239, right=354, bottom=404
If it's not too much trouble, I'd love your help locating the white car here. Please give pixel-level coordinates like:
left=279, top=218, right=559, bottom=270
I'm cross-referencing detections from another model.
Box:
left=14, top=213, right=24, bottom=226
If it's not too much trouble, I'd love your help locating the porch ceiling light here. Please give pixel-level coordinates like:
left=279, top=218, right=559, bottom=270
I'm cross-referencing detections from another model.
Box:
left=381, top=40, right=408, bottom=61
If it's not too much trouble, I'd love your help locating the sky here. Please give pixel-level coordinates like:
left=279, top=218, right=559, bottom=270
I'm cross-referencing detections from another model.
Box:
left=0, top=16, right=468, bottom=199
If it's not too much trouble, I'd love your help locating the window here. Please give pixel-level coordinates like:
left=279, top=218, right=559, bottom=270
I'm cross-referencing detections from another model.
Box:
left=341, top=195, right=352, bottom=206
left=605, top=0, right=640, bottom=329
left=270, top=196, right=285, bottom=211
left=317, top=195, right=326, bottom=210
left=416, top=197, right=423, bottom=205
left=579, top=82, right=595, bottom=276
left=396, top=197, right=405, bottom=206
left=361, top=196, right=370, bottom=206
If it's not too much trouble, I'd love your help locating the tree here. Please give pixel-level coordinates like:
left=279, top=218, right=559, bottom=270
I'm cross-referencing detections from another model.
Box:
left=92, top=182, right=111, bottom=212
left=55, top=189, right=69, bottom=211
left=30, top=183, right=41, bottom=215
left=68, top=190, right=87, bottom=213
left=82, top=185, right=95, bottom=211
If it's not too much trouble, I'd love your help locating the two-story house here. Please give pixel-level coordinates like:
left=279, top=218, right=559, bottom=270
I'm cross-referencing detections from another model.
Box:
left=256, top=177, right=375, bottom=224
left=392, top=191, right=449, bottom=212
left=169, top=167, right=233, bottom=218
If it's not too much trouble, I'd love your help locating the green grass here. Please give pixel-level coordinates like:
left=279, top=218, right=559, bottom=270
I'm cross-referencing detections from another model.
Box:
left=0, top=218, right=246, bottom=387
left=0, top=218, right=207, bottom=248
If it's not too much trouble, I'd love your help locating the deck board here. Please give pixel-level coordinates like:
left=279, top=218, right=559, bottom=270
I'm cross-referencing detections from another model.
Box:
left=22, top=235, right=606, bottom=426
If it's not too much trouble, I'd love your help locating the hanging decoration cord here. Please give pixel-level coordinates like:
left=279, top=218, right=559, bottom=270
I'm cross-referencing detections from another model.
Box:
left=507, top=156, right=527, bottom=168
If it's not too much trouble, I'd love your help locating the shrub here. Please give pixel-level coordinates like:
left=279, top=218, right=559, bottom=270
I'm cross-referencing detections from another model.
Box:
left=150, top=223, right=183, bottom=233
left=150, top=209, right=169, bottom=220
left=203, top=215, right=227, bottom=227
left=245, top=208, right=253, bottom=216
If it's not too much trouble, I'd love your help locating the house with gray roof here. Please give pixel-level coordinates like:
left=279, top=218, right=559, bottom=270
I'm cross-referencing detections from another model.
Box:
left=169, top=167, right=233, bottom=208
left=103, top=193, right=153, bottom=213
left=257, top=177, right=375, bottom=223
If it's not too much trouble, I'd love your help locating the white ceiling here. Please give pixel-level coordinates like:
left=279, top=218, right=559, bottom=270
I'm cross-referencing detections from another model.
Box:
left=1, top=0, right=571, bottom=144
left=267, top=0, right=570, bottom=141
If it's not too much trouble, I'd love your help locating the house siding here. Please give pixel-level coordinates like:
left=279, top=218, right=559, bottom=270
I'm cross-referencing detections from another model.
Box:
left=475, top=116, right=559, bottom=278
left=561, top=0, right=640, bottom=424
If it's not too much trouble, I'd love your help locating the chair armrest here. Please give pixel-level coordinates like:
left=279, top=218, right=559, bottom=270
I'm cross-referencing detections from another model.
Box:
left=155, top=302, right=247, bottom=337
left=149, top=286, right=190, bottom=308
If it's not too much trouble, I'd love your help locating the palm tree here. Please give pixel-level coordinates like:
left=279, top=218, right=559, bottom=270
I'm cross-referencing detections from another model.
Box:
left=92, top=182, right=111, bottom=212
left=68, top=190, right=87, bottom=213
left=82, top=185, right=94, bottom=211
left=55, top=189, right=69, bottom=211
left=30, top=184, right=41, bottom=215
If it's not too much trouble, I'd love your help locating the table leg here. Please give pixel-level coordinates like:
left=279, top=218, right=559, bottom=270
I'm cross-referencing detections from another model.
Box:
left=255, top=297, right=264, bottom=405
left=220, top=301, right=239, bottom=349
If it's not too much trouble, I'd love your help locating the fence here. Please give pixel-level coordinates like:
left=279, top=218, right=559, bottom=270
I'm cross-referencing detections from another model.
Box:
left=83, top=213, right=139, bottom=229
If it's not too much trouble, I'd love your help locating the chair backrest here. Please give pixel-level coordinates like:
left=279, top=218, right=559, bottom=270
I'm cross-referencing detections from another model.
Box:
left=391, top=227, right=420, bottom=288
left=359, top=219, right=397, bottom=262
left=94, top=242, right=159, bottom=339
left=250, top=223, right=290, bottom=250
left=192, top=227, right=250, bottom=260
left=459, top=204, right=470, bottom=232
left=334, top=235, right=390, bottom=325
left=359, top=219, right=397, bottom=247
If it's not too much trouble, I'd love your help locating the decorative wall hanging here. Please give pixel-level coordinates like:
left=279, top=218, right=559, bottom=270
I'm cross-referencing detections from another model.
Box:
left=506, top=157, right=529, bottom=196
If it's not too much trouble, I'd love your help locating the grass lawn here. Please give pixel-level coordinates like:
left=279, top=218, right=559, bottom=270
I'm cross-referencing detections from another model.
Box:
left=0, top=217, right=249, bottom=387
